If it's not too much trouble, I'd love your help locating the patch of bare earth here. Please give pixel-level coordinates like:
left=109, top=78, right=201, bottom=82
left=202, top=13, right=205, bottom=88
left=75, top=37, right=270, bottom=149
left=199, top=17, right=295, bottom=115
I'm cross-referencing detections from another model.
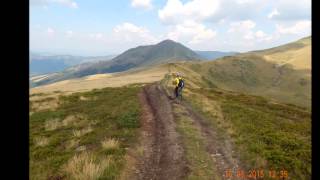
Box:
left=30, top=65, right=168, bottom=94
left=125, top=84, right=189, bottom=180
left=31, top=97, right=60, bottom=112
left=180, top=101, right=241, bottom=179
left=127, top=82, right=242, bottom=179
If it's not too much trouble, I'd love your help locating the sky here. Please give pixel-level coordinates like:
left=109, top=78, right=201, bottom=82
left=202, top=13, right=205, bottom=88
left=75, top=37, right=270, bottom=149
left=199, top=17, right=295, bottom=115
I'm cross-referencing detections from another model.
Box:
left=30, top=0, right=311, bottom=56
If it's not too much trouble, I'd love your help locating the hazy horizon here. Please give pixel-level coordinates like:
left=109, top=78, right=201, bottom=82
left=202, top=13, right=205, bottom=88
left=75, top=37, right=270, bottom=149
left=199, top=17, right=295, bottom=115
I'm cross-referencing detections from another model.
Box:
left=30, top=35, right=310, bottom=57
left=30, top=0, right=311, bottom=56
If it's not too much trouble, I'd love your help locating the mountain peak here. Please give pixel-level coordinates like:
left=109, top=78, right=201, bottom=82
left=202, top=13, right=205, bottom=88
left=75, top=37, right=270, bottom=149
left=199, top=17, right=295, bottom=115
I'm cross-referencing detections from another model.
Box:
left=32, top=39, right=201, bottom=86
left=157, top=39, right=178, bottom=45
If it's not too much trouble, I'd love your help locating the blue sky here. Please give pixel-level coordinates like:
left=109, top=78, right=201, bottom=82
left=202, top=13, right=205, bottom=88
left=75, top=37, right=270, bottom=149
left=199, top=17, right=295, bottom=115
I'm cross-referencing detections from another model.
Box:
left=30, top=0, right=311, bottom=56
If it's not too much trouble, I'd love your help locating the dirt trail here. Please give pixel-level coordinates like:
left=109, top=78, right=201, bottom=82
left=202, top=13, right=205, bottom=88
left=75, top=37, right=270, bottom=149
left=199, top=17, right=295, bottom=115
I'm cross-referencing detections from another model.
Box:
left=180, top=101, right=240, bottom=178
left=132, top=83, right=240, bottom=180
left=135, top=84, right=189, bottom=180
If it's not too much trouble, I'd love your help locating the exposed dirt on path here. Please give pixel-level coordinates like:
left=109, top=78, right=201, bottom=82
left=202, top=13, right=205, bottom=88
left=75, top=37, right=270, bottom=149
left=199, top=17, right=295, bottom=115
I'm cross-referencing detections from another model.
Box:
left=133, top=84, right=189, bottom=180
left=179, top=101, right=241, bottom=179
left=128, top=83, right=241, bottom=180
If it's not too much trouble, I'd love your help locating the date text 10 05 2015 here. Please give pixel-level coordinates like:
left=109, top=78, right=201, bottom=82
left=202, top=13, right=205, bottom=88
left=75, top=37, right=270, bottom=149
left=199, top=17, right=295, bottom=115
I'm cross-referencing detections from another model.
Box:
left=224, top=168, right=288, bottom=179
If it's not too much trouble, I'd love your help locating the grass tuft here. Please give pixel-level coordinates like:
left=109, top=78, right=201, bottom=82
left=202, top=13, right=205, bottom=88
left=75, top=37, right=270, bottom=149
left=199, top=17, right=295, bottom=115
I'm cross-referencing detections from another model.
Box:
left=34, top=137, right=49, bottom=147
left=64, top=152, right=110, bottom=180
left=101, top=138, right=120, bottom=150
left=72, top=126, right=93, bottom=138
left=30, top=86, right=142, bottom=179
left=45, top=118, right=60, bottom=131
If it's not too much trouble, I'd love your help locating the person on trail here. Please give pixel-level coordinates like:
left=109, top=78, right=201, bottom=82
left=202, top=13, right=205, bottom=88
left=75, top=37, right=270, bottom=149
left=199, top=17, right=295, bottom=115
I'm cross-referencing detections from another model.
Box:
left=172, top=72, right=184, bottom=99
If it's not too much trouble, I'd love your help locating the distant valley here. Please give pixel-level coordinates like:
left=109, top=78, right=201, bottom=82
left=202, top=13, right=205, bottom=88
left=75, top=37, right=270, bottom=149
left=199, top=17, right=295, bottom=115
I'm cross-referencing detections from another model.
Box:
left=30, top=36, right=311, bottom=180
left=31, top=36, right=311, bottom=108
left=30, top=40, right=202, bottom=87
left=195, top=50, right=238, bottom=60
left=30, top=52, right=117, bottom=76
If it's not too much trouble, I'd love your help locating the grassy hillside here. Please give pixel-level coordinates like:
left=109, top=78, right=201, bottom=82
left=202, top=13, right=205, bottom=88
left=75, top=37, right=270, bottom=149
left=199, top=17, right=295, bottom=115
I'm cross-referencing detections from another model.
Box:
left=31, top=36, right=311, bottom=103
left=195, top=50, right=238, bottom=60
left=168, top=36, right=311, bottom=108
left=31, top=40, right=201, bottom=87
left=160, top=70, right=311, bottom=179
left=29, top=36, right=311, bottom=179
left=30, top=64, right=168, bottom=94
left=30, top=54, right=116, bottom=75
left=250, top=36, right=311, bottom=70
left=181, top=87, right=311, bottom=180
left=30, top=86, right=142, bottom=179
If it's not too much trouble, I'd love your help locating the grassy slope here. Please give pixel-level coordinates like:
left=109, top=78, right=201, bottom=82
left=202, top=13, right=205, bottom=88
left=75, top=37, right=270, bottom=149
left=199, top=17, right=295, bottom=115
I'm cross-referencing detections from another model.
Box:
left=164, top=54, right=311, bottom=179
left=182, top=87, right=311, bottom=180
left=251, top=36, right=311, bottom=70
left=30, top=64, right=169, bottom=94
left=31, top=40, right=201, bottom=87
left=30, top=37, right=311, bottom=179
left=31, top=37, right=311, bottom=108
left=30, top=85, right=142, bottom=179
left=171, top=54, right=310, bottom=108
left=173, top=103, right=219, bottom=180
left=167, top=37, right=311, bottom=108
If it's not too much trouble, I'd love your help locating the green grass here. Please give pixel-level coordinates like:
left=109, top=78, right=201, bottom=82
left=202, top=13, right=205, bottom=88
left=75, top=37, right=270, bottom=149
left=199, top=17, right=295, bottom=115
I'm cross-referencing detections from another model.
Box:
left=32, top=97, right=56, bottom=103
left=30, top=86, right=142, bottom=180
left=184, top=88, right=311, bottom=180
left=182, top=53, right=311, bottom=108
left=30, top=92, right=46, bottom=97
left=173, top=104, right=219, bottom=180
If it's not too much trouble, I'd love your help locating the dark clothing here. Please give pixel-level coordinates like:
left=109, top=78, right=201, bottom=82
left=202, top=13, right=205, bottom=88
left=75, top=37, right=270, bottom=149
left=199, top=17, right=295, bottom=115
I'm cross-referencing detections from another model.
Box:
left=173, top=76, right=184, bottom=99
left=175, top=86, right=179, bottom=98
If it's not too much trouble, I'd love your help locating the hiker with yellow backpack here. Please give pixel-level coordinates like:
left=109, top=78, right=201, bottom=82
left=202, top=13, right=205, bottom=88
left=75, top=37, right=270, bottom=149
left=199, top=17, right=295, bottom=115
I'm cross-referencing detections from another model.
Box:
left=172, top=72, right=184, bottom=100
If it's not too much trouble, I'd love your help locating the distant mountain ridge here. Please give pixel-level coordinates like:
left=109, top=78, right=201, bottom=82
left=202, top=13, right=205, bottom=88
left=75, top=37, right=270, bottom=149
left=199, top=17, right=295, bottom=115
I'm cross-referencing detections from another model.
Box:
left=30, top=53, right=116, bottom=75
left=182, top=36, right=311, bottom=107
left=31, top=36, right=311, bottom=108
left=246, top=36, right=311, bottom=70
left=31, top=39, right=202, bottom=87
left=195, top=51, right=238, bottom=60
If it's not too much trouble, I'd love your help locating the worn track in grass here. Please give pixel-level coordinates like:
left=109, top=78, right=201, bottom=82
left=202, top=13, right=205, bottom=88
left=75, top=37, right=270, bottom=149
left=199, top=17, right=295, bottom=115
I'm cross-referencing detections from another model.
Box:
left=130, top=83, right=240, bottom=180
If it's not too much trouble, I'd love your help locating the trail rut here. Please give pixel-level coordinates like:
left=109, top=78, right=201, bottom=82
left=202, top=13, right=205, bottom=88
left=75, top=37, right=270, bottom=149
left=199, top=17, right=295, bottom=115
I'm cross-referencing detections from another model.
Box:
left=131, top=83, right=241, bottom=180
left=180, top=101, right=241, bottom=179
left=135, top=84, right=189, bottom=180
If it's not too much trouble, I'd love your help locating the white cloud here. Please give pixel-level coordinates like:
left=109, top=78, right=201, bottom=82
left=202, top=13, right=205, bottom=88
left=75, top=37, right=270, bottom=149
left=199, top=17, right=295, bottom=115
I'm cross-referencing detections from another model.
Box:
left=113, top=22, right=158, bottom=44
left=47, top=27, right=55, bottom=37
left=227, top=21, right=277, bottom=42
left=114, top=23, right=145, bottom=34
left=158, top=0, right=272, bottom=25
left=276, top=20, right=311, bottom=35
left=30, top=0, right=311, bottom=55
left=158, top=0, right=310, bottom=25
left=66, top=30, right=73, bottom=38
left=131, top=0, right=153, bottom=10
left=89, top=33, right=103, bottom=40
left=236, top=0, right=255, bottom=4
left=255, top=30, right=266, bottom=38
left=255, top=30, right=273, bottom=41
left=228, top=20, right=255, bottom=33
left=268, top=0, right=310, bottom=21
left=158, top=0, right=220, bottom=24
left=244, top=32, right=254, bottom=40
left=268, top=9, right=280, bottom=19
left=228, top=20, right=258, bottom=40
left=30, top=0, right=78, bottom=8
left=167, top=21, right=216, bottom=44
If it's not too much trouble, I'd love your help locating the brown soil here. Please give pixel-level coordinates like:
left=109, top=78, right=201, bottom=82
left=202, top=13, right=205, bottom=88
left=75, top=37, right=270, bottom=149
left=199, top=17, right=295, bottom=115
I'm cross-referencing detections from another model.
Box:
left=126, top=83, right=241, bottom=180
left=180, top=101, right=241, bottom=179
left=134, top=84, right=189, bottom=180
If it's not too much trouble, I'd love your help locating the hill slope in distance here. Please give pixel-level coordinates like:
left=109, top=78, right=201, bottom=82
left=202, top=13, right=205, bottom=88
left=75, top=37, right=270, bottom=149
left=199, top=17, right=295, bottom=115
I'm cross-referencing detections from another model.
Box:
left=31, top=39, right=201, bottom=87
